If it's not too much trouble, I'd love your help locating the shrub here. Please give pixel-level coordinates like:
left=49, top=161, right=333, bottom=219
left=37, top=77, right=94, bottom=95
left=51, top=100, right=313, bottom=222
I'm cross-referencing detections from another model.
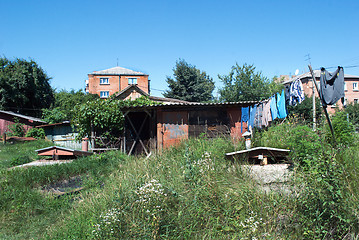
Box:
left=255, top=118, right=322, bottom=166
left=325, top=111, right=355, bottom=146
left=25, top=128, right=45, bottom=139
left=6, top=118, right=26, bottom=137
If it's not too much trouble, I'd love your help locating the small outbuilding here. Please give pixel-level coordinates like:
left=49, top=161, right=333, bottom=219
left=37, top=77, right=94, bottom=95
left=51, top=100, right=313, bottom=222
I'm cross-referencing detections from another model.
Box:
left=0, top=110, right=46, bottom=135
left=35, top=146, right=93, bottom=160
left=119, top=101, right=257, bottom=155
left=36, top=121, right=83, bottom=149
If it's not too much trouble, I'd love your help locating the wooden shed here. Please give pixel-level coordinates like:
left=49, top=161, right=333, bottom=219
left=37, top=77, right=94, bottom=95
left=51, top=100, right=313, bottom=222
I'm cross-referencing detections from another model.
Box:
left=36, top=121, right=83, bottom=149
left=35, top=146, right=93, bottom=160
left=0, top=110, right=46, bottom=135
left=120, top=101, right=256, bottom=155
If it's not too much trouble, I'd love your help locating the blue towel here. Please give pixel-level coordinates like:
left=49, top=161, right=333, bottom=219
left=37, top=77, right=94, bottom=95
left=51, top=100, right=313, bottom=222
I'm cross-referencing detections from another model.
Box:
left=248, top=105, right=257, bottom=129
left=277, top=90, right=287, bottom=119
left=241, top=107, right=249, bottom=133
left=270, top=95, right=278, bottom=120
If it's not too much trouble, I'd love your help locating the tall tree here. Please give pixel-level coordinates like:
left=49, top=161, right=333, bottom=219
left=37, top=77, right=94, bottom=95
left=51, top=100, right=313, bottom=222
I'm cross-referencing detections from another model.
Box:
left=42, top=89, right=99, bottom=123
left=218, top=63, right=282, bottom=102
left=163, top=59, right=215, bottom=102
left=0, top=57, right=54, bottom=117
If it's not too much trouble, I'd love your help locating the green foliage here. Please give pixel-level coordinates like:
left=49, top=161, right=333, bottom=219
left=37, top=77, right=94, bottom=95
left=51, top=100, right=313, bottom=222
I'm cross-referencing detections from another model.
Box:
left=1, top=126, right=359, bottom=239
left=0, top=146, right=126, bottom=239
left=0, top=140, right=52, bottom=170
left=42, top=89, right=99, bottom=123
left=0, top=57, right=54, bottom=117
left=218, top=63, right=283, bottom=102
left=255, top=118, right=322, bottom=166
left=25, top=128, right=45, bottom=139
left=10, top=155, right=32, bottom=167
left=287, top=95, right=322, bottom=124
left=326, top=111, right=355, bottom=146
left=163, top=59, right=215, bottom=102
left=6, top=118, right=26, bottom=137
left=72, top=96, right=160, bottom=148
left=294, top=150, right=355, bottom=239
left=344, top=102, right=359, bottom=130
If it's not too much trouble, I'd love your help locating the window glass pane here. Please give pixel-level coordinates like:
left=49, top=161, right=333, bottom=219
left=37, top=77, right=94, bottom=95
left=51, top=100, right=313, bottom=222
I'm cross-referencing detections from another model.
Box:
left=100, top=78, right=109, bottom=84
left=100, top=91, right=109, bottom=98
left=128, top=78, right=137, bottom=84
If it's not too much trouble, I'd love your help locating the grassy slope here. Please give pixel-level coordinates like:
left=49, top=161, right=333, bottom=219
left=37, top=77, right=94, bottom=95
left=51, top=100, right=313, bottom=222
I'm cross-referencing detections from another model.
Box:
left=0, top=133, right=358, bottom=239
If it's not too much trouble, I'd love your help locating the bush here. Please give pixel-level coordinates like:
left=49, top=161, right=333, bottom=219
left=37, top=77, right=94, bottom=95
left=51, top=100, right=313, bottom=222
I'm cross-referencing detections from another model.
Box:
left=6, top=119, right=26, bottom=137
left=25, top=128, right=45, bottom=139
left=326, top=111, right=355, bottom=146
left=255, top=118, right=322, bottom=166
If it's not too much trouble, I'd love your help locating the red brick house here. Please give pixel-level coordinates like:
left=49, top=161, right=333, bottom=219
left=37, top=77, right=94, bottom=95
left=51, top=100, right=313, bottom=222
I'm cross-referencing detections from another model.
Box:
left=86, top=66, right=149, bottom=98
left=282, top=70, right=359, bottom=113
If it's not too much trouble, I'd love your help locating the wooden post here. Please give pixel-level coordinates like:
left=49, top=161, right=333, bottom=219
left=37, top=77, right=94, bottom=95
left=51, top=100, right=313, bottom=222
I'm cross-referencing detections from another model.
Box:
left=308, top=65, right=336, bottom=145
left=2, top=133, right=6, bottom=144
left=312, top=77, right=316, bottom=131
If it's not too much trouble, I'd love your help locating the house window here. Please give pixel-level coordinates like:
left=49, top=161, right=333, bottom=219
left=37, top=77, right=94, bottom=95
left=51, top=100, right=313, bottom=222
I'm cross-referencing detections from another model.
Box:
left=100, top=78, right=109, bottom=85
left=344, top=83, right=347, bottom=91
left=354, top=99, right=358, bottom=104
left=128, top=78, right=137, bottom=85
left=100, top=91, right=109, bottom=98
left=353, top=82, right=358, bottom=91
left=344, top=98, right=348, bottom=106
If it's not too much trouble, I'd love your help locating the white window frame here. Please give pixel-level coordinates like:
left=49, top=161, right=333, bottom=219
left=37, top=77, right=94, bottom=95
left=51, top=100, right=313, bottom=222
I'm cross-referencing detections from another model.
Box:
left=100, top=78, right=109, bottom=85
left=128, top=78, right=137, bottom=85
left=353, top=82, right=358, bottom=91
left=344, top=82, right=347, bottom=91
left=354, top=99, right=358, bottom=104
left=100, top=91, right=109, bottom=98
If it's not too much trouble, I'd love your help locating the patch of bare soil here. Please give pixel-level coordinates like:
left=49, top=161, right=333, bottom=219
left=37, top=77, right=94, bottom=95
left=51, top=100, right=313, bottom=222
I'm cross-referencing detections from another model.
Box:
left=40, top=175, right=83, bottom=196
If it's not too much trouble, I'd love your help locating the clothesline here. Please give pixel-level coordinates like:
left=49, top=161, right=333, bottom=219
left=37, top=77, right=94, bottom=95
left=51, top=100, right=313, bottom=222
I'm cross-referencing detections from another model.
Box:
left=241, top=66, right=345, bottom=133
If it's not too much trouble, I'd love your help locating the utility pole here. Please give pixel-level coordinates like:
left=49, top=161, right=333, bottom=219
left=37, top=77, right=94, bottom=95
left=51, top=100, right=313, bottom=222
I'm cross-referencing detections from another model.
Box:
left=312, top=75, right=316, bottom=130
left=308, top=65, right=336, bottom=145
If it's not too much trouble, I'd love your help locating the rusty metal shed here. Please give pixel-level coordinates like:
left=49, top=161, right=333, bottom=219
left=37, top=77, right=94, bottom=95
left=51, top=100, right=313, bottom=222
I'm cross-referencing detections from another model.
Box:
left=120, top=101, right=256, bottom=155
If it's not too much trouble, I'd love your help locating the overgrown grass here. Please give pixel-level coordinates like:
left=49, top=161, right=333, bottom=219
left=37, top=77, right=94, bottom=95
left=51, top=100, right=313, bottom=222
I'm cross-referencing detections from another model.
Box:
left=1, top=117, right=359, bottom=239
left=43, top=137, right=297, bottom=239
left=0, top=140, right=53, bottom=169
left=0, top=142, right=127, bottom=239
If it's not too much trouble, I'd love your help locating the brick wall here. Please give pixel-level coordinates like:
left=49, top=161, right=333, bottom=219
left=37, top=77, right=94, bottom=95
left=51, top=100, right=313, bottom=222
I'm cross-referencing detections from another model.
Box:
left=88, top=74, right=149, bottom=98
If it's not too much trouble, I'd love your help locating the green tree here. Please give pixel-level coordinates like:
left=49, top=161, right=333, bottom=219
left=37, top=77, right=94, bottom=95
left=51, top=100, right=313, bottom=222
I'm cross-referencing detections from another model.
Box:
left=163, top=59, right=215, bottom=102
left=287, top=95, right=322, bottom=124
left=42, top=89, right=99, bottom=123
left=218, top=63, right=283, bottom=102
left=0, top=57, right=54, bottom=117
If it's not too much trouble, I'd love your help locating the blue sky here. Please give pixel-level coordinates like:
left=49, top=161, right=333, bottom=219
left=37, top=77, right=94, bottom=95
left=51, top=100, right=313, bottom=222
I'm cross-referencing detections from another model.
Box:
left=1, top=0, right=359, bottom=97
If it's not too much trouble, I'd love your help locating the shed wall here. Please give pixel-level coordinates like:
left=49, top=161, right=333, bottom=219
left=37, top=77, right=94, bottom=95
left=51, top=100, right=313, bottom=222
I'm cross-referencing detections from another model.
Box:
left=0, top=113, right=36, bottom=135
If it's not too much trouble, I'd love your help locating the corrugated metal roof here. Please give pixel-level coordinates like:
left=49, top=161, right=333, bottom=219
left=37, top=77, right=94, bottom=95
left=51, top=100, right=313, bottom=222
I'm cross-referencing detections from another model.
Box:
left=0, top=110, right=46, bottom=124
left=283, top=70, right=359, bottom=85
left=90, top=66, right=147, bottom=76
left=121, top=101, right=258, bottom=110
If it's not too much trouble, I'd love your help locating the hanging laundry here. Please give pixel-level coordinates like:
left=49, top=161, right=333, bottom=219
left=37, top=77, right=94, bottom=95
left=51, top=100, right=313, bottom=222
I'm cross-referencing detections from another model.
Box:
left=270, top=95, right=278, bottom=120
left=241, top=106, right=249, bottom=133
left=319, top=67, right=345, bottom=107
left=284, top=84, right=291, bottom=105
left=289, top=78, right=305, bottom=106
left=254, top=103, right=263, bottom=129
left=277, top=90, right=287, bottom=119
left=262, top=100, right=272, bottom=127
left=248, top=105, right=257, bottom=129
